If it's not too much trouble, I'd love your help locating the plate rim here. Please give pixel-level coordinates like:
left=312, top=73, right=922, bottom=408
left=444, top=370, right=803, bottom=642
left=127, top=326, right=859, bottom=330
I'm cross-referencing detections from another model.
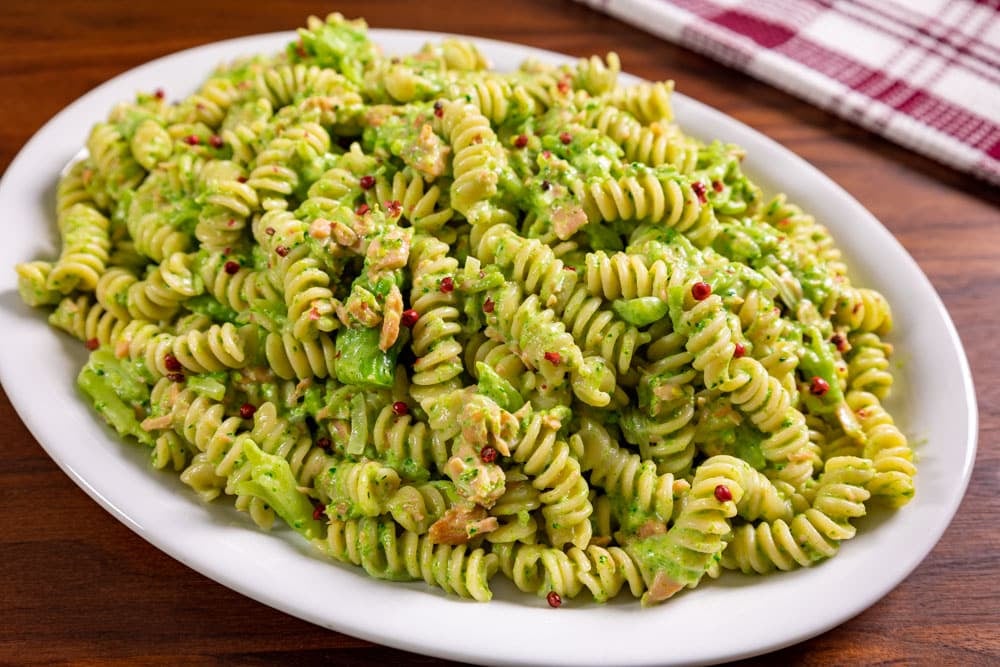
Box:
left=0, top=27, right=978, bottom=667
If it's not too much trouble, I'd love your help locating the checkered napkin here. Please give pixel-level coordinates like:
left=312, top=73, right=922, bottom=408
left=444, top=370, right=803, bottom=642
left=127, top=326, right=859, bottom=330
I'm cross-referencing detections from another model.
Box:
left=577, top=0, right=1000, bottom=186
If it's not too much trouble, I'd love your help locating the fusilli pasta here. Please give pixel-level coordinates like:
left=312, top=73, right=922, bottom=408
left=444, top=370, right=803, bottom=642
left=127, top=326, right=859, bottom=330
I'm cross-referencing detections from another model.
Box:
left=15, top=13, right=914, bottom=607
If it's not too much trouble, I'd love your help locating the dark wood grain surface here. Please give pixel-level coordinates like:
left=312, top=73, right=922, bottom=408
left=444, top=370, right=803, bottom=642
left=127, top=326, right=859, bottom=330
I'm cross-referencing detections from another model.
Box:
left=2, top=1, right=998, bottom=665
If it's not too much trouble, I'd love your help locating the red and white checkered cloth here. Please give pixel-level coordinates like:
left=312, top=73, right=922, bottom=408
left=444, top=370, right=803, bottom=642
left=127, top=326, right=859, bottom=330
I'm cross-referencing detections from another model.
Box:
left=577, top=0, right=1000, bottom=186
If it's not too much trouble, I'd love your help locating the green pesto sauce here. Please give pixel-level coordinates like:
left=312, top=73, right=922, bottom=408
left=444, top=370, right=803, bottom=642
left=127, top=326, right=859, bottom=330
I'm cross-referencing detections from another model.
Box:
left=184, top=294, right=239, bottom=324
left=77, top=349, right=153, bottom=446
left=336, top=327, right=399, bottom=389
left=625, top=532, right=698, bottom=587
left=475, top=362, right=524, bottom=413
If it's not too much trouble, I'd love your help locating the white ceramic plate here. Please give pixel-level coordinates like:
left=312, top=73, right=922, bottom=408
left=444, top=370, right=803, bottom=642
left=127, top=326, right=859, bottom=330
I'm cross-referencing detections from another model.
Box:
left=0, top=29, right=977, bottom=667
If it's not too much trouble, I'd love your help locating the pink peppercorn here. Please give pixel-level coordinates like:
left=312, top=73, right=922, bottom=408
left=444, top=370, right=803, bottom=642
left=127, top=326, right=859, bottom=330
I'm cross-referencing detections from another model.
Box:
left=810, top=377, right=830, bottom=396
left=691, top=282, right=712, bottom=301
left=163, top=354, right=182, bottom=373
left=715, top=484, right=733, bottom=503
left=714, top=484, right=733, bottom=502
left=401, top=309, right=419, bottom=328
left=691, top=181, right=707, bottom=204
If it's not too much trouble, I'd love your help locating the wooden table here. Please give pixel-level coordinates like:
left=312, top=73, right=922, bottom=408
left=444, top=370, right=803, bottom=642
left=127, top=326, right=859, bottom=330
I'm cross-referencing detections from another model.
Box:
left=2, top=1, right=997, bottom=664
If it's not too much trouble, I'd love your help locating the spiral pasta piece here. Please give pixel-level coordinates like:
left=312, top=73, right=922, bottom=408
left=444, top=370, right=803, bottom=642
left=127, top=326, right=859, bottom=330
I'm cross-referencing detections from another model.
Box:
left=126, top=252, right=204, bottom=321
left=374, top=170, right=453, bottom=233
left=493, top=542, right=583, bottom=599
left=573, top=544, right=645, bottom=602
left=494, top=539, right=645, bottom=603
left=125, top=157, right=200, bottom=262
left=559, top=285, right=647, bottom=374
left=221, top=98, right=275, bottom=166
left=130, top=118, right=173, bottom=170
left=325, top=517, right=499, bottom=601
left=87, top=122, right=145, bottom=201
left=604, top=80, right=674, bottom=124
left=847, top=391, right=916, bottom=507
left=15, top=261, right=62, bottom=307
left=630, top=331, right=698, bottom=475
left=255, top=64, right=356, bottom=109
left=581, top=104, right=697, bottom=172
left=736, top=287, right=798, bottom=389
left=169, top=323, right=258, bottom=374
left=118, top=319, right=257, bottom=378
left=434, top=101, right=514, bottom=227
left=274, top=243, right=339, bottom=339
left=579, top=167, right=719, bottom=246
left=56, top=160, right=99, bottom=217
left=246, top=117, right=331, bottom=210
left=388, top=481, right=459, bottom=534
left=195, top=159, right=258, bottom=250
left=509, top=410, right=592, bottom=549
left=165, top=389, right=244, bottom=501
left=721, top=456, right=874, bottom=574
left=152, top=430, right=190, bottom=472
left=264, top=329, right=338, bottom=380
left=95, top=267, right=137, bottom=321
left=846, top=333, right=893, bottom=400
left=48, top=295, right=128, bottom=346
left=448, top=77, right=535, bottom=125
left=245, top=401, right=325, bottom=489
left=576, top=418, right=680, bottom=532
left=574, top=52, right=620, bottom=95
left=486, top=478, right=541, bottom=544
left=172, top=76, right=245, bottom=129
left=175, top=398, right=318, bottom=529
left=371, top=403, right=450, bottom=479
left=46, top=204, right=111, bottom=294
left=489, top=282, right=612, bottom=407
left=584, top=250, right=676, bottom=301
left=319, top=458, right=402, bottom=519
left=720, top=357, right=814, bottom=489
left=465, top=333, right=535, bottom=395
left=678, top=290, right=739, bottom=390
left=474, top=223, right=578, bottom=312
left=624, top=455, right=747, bottom=603
left=408, top=235, right=464, bottom=408
left=833, top=286, right=893, bottom=335
left=761, top=194, right=847, bottom=279
left=197, top=252, right=281, bottom=314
